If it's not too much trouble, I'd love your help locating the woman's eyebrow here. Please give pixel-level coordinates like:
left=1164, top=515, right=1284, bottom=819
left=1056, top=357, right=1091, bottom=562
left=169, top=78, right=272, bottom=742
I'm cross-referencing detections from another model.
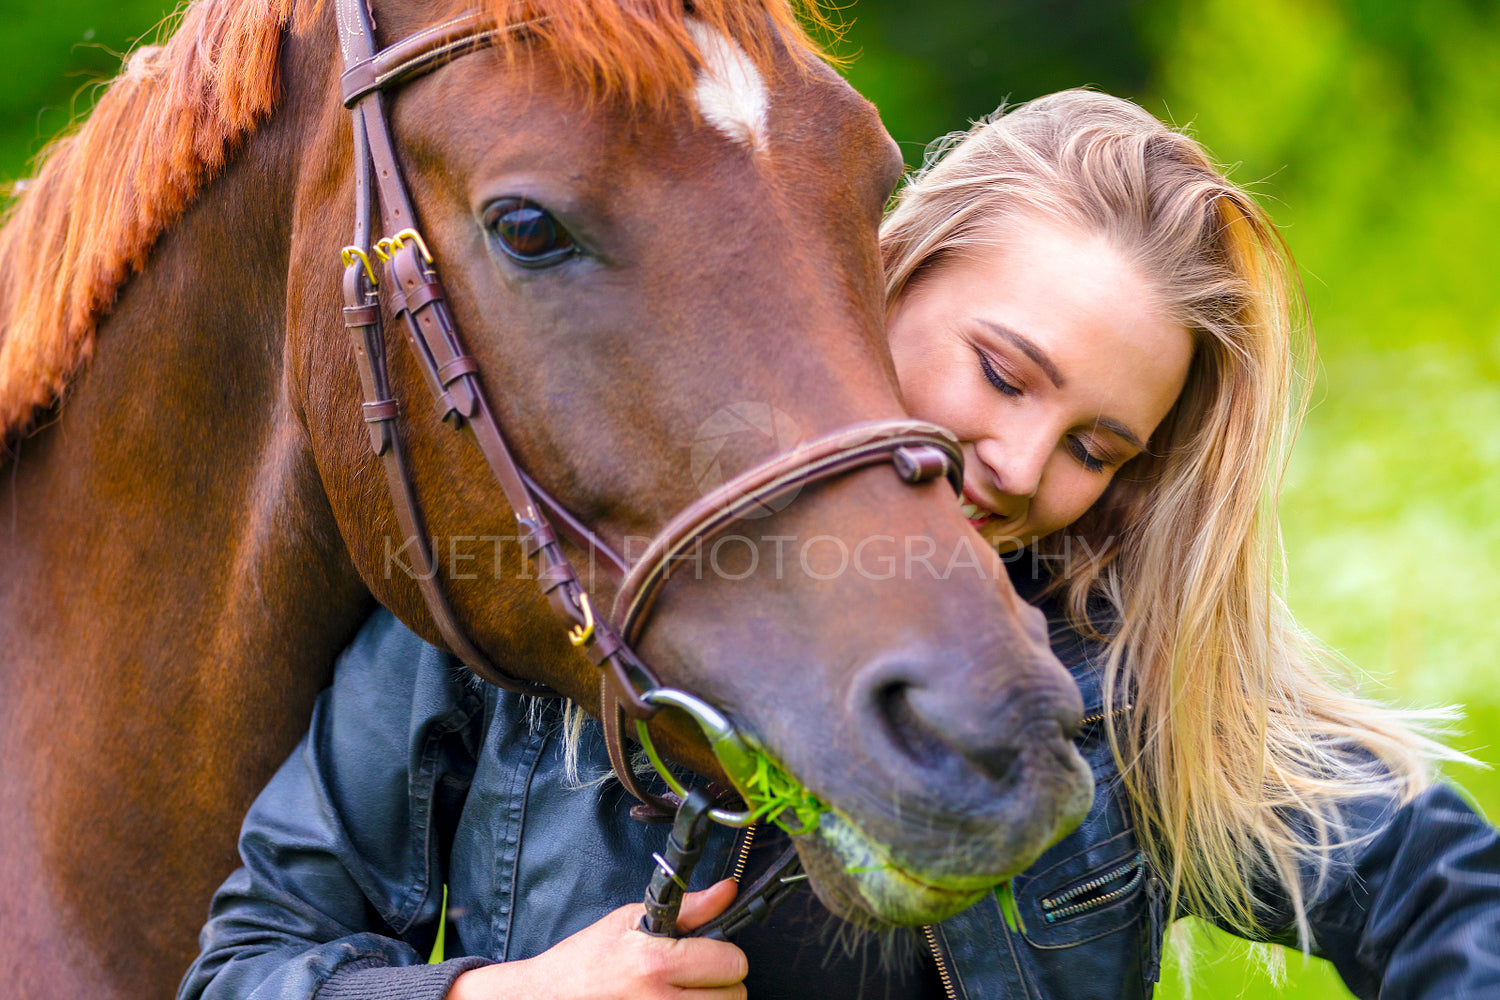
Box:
left=975, top=318, right=1066, bottom=388
left=1092, top=416, right=1145, bottom=452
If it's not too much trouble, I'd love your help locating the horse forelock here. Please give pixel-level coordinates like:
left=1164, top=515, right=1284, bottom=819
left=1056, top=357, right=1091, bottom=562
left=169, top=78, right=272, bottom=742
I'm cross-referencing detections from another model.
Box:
left=464, top=0, right=829, bottom=113
left=0, top=0, right=831, bottom=445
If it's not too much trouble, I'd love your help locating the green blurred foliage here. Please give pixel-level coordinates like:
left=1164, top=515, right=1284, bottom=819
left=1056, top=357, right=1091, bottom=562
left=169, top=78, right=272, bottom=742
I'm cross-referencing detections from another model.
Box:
left=2, top=1, right=1496, bottom=997
left=0, top=0, right=175, bottom=184
left=835, top=0, right=1154, bottom=163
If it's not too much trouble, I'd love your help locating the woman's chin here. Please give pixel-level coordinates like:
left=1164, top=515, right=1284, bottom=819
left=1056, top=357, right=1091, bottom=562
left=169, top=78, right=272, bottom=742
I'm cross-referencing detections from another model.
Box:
left=975, top=517, right=1031, bottom=554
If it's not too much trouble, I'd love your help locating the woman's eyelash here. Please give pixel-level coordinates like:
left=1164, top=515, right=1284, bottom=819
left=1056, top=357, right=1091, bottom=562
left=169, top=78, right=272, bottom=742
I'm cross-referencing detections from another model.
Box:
left=1069, top=438, right=1108, bottom=473
left=976, top=350, right=1021, bottom=397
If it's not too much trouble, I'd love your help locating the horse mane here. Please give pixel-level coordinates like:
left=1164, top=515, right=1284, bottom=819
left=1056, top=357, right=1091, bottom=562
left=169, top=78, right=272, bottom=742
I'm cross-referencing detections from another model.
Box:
left=0, top=0, right=294, bottom=443
left=0, top=0, right=830, bottom=444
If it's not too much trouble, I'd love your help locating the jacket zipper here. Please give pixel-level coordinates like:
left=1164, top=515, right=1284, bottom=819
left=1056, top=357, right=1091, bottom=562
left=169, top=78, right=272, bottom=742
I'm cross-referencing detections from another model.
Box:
left=729, top=823, right=758, bottom=884
left=1039, top=852, right=1144, bottom=922
left=1077, top=703, right=1132, bottom=729
left=922, top=924, right=960, bottom=1000
left=913, top=703, right=1137, bottom=999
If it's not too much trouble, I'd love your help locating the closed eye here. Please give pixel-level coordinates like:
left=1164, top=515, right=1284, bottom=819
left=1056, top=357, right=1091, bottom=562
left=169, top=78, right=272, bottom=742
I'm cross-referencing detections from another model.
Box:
left=976, top=349, right=1021, bottom=397
left=1067, top=437, right=1108, bottom=473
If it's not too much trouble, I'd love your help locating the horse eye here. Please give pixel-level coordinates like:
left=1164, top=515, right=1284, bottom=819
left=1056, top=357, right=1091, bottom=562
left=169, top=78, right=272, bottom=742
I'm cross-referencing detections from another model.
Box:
left=484, top=198, right=576, bottom=267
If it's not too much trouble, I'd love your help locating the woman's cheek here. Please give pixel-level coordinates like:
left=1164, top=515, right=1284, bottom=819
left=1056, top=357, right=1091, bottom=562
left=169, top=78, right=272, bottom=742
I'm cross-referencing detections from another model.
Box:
left=1040, top=476, right=1103, bottom=538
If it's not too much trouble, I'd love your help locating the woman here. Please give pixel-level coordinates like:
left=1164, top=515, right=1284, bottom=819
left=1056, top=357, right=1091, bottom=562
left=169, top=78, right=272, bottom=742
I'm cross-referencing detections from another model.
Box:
left=179, top=91, right=1500, bottom=1000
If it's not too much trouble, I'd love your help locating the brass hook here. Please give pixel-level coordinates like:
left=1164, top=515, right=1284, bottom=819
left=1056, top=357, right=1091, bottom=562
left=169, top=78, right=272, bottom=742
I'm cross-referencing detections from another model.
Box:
left=567, top=591, right=596, bottom=647
left=373, top=227, right=434, bottom=264
left=340, top=246, right=379, bottom=286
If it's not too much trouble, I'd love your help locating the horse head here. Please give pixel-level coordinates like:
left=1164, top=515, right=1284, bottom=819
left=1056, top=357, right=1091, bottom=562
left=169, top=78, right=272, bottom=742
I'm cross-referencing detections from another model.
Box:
left=290, top=0, right=1093, bottom=927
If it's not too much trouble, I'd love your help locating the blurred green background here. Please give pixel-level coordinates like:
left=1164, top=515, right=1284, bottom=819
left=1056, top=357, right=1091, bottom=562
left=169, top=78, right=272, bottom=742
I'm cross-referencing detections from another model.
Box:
left=3, top=0, right=1496, bottom=995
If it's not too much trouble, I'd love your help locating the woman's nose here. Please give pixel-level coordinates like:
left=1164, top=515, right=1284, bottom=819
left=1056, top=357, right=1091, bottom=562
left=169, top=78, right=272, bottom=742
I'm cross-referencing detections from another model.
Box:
left=975, top=433, right=1048, bottom=501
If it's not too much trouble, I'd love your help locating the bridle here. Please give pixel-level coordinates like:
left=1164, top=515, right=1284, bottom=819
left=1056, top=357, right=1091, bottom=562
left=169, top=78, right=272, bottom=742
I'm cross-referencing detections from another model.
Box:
left=333, top=0, right=964, bottom=936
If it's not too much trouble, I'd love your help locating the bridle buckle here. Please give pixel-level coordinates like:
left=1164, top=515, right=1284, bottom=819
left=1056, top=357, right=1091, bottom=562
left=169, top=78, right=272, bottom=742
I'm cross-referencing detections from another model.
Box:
left=340, top=245, right=379, bottom=286
left=566, top=591, right=596, bottom=647
left=373, top=226, right=433, bottom=263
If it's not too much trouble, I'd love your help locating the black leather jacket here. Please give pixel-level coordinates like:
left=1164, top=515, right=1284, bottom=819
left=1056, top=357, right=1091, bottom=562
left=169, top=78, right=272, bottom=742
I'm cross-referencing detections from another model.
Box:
left=179, top=610, right=1500, bottom=1000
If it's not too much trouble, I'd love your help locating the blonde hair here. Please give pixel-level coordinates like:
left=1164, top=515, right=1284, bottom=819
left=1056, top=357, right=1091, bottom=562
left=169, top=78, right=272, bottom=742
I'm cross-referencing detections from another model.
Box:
left=882, top=89, right=1458, bottom=943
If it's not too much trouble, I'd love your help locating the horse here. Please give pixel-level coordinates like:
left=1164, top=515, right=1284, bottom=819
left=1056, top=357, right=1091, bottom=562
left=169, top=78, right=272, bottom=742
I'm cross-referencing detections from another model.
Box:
left=0, top=1, right=1094, bottom=996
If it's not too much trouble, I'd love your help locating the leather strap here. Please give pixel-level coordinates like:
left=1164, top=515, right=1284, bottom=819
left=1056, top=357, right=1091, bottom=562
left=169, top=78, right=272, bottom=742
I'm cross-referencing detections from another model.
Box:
left=688, top=844, right=804, bottom=940
left=595, top=422, right=959, bottom=819
left=640, top=789, right=716, bottom=935
left=339, top=0, right=553, bottom=695
left=519, top=468, right=631, bottom=580
left=612, top=421, right=962, bottom=642
left=603, top=674, right=680, bottom=822
left=340, top=11, right=503, bottom=107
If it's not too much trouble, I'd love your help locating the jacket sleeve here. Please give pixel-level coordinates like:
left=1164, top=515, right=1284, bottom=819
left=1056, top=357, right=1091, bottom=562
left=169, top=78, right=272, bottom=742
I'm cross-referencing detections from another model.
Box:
left=1300, top=782, right=1500, bottom=999
left=1234, top=778, right=1500, bottom=999
left=177, top=610, right=494, bottom=1000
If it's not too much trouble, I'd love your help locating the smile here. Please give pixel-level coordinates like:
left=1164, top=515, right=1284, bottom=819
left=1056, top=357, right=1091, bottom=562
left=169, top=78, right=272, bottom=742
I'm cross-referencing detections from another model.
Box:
left=959, top=491, right=1003, bottom=528
left=960, top=501, right=992, bottom=526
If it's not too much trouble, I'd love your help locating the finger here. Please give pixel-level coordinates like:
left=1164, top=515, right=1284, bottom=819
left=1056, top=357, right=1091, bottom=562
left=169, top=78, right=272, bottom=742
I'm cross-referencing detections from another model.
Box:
left=675, top=879, right=738, bottom=933
left=659, top=938, right=749, bottom=989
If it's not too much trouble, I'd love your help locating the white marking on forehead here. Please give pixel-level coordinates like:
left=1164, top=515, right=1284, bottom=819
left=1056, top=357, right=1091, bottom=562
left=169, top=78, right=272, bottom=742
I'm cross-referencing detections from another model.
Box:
left=686, top=20, right=769, bottom=153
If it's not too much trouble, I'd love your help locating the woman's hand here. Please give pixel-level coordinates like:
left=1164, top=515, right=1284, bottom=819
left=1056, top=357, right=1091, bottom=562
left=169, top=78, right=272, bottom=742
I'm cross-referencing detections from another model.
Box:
left=447, top=879, right=748, bottom=999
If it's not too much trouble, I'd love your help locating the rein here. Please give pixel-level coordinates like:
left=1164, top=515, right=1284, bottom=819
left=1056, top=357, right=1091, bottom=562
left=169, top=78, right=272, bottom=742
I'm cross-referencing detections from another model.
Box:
left=333, top=0, right=964, bottom=936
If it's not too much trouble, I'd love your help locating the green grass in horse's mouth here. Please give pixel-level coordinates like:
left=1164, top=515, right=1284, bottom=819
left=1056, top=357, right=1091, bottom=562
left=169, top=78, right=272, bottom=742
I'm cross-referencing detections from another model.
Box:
left=738, top=747, right=829, bottom=834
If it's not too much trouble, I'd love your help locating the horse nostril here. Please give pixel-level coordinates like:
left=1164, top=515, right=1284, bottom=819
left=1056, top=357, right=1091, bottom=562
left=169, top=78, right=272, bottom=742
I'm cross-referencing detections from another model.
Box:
left=876, top=680, right=942, bottom=771
left=874, top=678, right=1020, bottom=782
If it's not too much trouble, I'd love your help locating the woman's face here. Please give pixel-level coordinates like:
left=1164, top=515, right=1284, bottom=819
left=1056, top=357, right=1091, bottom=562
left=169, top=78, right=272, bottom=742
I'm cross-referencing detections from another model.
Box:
left=888, top=218, right=1193, bottom=551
